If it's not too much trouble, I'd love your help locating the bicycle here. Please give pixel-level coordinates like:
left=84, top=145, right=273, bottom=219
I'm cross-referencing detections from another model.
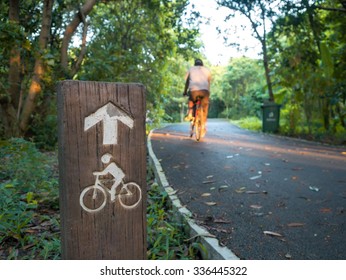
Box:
left=79, top=173, right=142, bottom=213
left=189, top=96, right=205, bottom=141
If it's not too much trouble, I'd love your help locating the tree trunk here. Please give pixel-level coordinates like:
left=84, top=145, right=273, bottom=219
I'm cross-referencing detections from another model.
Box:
left=304, top=0, right=332, bottom=130
left=240, top=2, right=275, bottom=103
left=322, top=99, right=330, bottom=131
left=8, top=0, right=21, bottom=110
left=258, top=4, right=275, bottom=103
left=1, top=0, right=21, bottom=137
left=262, top=40, right=275, bottom=102
left=60, top=0, right=97, bottom=78
left=304, top=0, right=321, bottom=54
left=336, top=102, right=345, bottom=128
left=19, top=0, right=54, bottom=133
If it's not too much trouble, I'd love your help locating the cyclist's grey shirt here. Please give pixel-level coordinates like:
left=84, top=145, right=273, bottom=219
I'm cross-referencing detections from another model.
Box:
left=186, top=66, right=211, bottom=92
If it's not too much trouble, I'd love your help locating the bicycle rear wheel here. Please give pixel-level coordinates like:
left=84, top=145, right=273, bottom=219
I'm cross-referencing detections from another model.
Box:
left=189, top=104, right=196, bottom=138
left=195, top=120, right=201, bottom=141
left=195, top=107, right=203, bottom=141
left=118, top=182, right=142, bottom=209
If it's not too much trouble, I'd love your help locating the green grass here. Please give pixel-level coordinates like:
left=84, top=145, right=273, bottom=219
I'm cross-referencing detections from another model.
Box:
left=231, top=116, right=346, bottom=145
left=230, top=117, right=262, bottom=131
left=146, top=179, right=205, bottom=260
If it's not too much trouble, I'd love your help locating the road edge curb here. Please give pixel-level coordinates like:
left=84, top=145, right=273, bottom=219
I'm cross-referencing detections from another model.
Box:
left=147, top=129, right=239, bottom=260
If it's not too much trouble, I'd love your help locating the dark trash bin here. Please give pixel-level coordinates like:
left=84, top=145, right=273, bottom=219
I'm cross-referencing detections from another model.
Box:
left=261, top=102, right=281, bottom=133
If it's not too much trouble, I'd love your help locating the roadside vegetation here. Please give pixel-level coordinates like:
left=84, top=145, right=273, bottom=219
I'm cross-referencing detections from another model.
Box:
left=0, top=138, right=203, bottom=260
left=0, top=138, right=60, bottom=259
left=147, top=171, right=205, bottom=260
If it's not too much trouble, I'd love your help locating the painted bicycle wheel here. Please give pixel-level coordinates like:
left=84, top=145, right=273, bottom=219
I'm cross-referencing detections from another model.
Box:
left=118, top=182, right=142, bottom=209
left=80, top=184, right=107, bottom=213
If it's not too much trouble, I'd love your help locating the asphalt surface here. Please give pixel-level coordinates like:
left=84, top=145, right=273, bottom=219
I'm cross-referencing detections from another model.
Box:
left=149, top=119, right=346, bottom=260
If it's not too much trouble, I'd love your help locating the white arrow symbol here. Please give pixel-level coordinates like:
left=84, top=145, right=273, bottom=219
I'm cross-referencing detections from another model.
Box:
left=84, top=102, right=134, bottom=145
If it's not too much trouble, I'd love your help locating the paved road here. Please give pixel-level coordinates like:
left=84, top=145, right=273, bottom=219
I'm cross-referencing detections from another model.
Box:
left=150, top=119, right=346, bottom=260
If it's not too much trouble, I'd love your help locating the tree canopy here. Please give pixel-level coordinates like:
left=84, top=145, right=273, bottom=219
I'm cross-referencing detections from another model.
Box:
left=215, top=0, right=346, bottom=141
left=0, top=0, right=345, bottom=146
left=0, top=0, right=201, bottom=146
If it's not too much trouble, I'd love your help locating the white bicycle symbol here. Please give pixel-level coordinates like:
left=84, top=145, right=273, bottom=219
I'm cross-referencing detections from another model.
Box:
left=79, top=153, right=141, bottom=213
left=80, top=173, right=142, bottom=213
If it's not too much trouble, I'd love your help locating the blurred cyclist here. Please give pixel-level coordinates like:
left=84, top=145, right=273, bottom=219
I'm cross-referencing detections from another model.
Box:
left=183, top=58, right=211, bottom=137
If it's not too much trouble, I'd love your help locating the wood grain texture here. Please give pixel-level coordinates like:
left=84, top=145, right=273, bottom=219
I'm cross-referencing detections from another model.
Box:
left=57, top=81, right=146, bottom=259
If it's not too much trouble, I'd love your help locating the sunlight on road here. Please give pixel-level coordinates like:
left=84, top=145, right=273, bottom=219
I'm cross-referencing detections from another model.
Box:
left=153, top=129, right=346, bottom=168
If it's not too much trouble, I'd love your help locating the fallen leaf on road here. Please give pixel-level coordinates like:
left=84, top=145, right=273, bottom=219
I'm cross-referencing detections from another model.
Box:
left=287, top=223, right=305, bottom=227
left=320, top=208, right=332, bottom=213
left=201, top=193, right=212, bottom=197
left=246, top=190, right=268, bottom=194
left=250, top=204, right=262, bottom=209
left=263, top=231, right=283, bottom=237
left=218, top=185, right=229, bottom=190
left=214, top=219, right=231, bottom=224
left=205, top=202, right=217, bottom=206
left=250, top=175, right=262, bottom=180
left=203, top=180, right=216, bottom=184
left=309, top=186, right=320, bottom=192
left=285, top=253, right=292, bottom=259
left=235, top=187, right=246, bottom=193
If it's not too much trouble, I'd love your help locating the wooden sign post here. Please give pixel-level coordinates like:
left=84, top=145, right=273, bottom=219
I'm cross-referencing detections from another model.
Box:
left=57, top=81, right=146, bottom=259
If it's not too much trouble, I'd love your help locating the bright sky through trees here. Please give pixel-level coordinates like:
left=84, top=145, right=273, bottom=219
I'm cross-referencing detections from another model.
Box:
left=188, top=0, right=261, bottom=65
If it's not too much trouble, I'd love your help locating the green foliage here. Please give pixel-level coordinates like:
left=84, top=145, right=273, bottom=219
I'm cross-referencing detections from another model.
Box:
left=0, top=138, right=60, bottom=259
left=0, top=182, right=37, bottom=244
left=208, top=97, right=226, bottom=118
left=147, top=181, right=204, bottom=260
left=0, top=138, right=58, bottom=199
left=320, top=42, right=334, bottom=78
left=214, top=0, right=345, bottom=142
left=219, top=57, right=266, bottom=120
left=2, top=0, right=346, bottom=146
left=266, top=0, right=346, bottom=138
left=29, top=102, right=58, bottom=150
left=77, top=0, right=200, bottom=128
left=1, top=0, right=201, bottom=145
